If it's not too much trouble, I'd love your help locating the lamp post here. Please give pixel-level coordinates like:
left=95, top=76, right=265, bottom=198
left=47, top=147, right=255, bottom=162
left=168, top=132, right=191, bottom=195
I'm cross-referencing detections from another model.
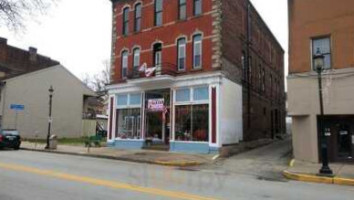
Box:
left=313, top=51, right=333, bottom=175
left=45, top=86, right=54, bottom=149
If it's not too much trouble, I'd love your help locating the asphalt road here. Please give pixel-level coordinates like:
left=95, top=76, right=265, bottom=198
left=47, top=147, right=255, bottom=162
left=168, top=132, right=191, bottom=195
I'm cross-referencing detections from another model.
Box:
left=0, top=142, right=354, bottom=200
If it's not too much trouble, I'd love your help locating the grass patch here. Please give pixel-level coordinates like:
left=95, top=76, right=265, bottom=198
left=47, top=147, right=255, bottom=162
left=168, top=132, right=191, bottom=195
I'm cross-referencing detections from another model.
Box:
left=23, top=137, right=106, bottom=146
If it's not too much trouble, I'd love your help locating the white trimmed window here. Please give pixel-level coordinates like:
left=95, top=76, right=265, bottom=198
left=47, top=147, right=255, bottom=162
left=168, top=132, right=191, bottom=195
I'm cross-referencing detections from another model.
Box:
left=312, top=37, right=331, bottom=70
left=177, top=38, right=186, bottom=71
left=117, top=93, right=142, bottom=107
left=133, top=48, right=140, bottom=71
left=121, top=51, right=128, bottom=79
left=193, top=34, right=202, bottom=69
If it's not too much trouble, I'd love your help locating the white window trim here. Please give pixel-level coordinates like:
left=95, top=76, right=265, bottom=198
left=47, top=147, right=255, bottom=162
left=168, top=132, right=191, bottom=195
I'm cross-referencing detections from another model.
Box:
left=117, top=93, right=142, bottom=109
left=174, top=86, right=209, bottom=105
left=122, top=52, right=128, bottom=79
left=133, top=48, right=140, bottom=68
left=193, top=36, right=202, bottom=69
left=177, top=38, right=187, bottom=71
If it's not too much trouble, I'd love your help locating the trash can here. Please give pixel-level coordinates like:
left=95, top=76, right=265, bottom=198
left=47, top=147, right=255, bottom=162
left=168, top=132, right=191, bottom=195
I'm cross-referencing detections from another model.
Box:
left=49, top=135, right=57, bottom=149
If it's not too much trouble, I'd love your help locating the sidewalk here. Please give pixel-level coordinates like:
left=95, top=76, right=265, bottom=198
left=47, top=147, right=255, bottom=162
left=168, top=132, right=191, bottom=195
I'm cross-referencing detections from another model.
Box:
left=20, top=142, right=214, bottom=167
left=283, top=159, right=354, bottom=186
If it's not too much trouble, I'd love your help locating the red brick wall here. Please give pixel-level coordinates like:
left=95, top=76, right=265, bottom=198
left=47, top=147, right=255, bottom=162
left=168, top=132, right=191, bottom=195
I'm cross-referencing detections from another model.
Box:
left=111, top=0, right=215, bottom=83
left=0, top=38, right=59, bottom=79
left=221, top=0, right=286, bottom=140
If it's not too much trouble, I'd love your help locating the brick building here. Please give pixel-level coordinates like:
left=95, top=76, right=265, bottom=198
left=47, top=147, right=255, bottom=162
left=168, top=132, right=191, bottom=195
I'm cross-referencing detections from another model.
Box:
left=107, top=0, right=285, bottom=153
left=0, top=37, right=59, bottom=80
left=288, top=0, right=354, bottom=162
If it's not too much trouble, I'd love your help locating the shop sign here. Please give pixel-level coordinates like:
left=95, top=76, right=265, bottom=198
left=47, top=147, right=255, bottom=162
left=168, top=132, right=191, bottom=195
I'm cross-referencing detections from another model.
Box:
left=148, top=99, right=164, bottom=112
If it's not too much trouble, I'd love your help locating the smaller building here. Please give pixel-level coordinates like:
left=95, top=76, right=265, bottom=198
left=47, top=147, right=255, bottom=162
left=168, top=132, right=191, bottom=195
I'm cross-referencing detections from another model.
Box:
left=0, top=65, right=96, bottom=138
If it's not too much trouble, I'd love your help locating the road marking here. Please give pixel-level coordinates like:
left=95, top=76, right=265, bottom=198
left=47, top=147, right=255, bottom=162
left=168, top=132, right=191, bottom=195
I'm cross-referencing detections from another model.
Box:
left=0, top=162, right=217, bottom=200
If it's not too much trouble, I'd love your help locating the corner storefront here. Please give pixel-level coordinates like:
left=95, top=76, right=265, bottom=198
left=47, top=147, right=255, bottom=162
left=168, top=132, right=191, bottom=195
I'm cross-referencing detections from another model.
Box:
left=107, top=72, right=243, bottom=153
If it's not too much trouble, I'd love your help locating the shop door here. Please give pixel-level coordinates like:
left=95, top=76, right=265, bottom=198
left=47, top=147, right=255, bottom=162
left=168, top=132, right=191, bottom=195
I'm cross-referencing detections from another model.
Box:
left=145, top=112, right=163, bottom=140
left=336, top=124, right=353, bottom=160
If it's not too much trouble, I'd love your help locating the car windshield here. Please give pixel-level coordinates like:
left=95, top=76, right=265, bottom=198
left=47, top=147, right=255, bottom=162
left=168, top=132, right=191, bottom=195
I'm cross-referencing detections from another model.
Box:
left=1, top=130, right=19, bottom=135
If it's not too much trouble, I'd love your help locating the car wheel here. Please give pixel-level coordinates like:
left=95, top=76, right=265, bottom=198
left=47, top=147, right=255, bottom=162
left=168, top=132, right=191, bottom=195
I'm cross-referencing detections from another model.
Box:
left=14, top=145, right=20, bottom=150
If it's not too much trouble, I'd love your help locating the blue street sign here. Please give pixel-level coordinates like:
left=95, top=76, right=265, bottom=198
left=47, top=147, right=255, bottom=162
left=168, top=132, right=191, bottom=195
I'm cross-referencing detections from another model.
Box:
left=10, top=104, right=25, bottom=111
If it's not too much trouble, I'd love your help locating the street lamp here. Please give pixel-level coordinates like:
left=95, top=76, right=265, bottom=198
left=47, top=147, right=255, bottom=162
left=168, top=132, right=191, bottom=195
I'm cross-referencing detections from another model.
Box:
left=45, top=85, right=54, bottom=149
left=313, top=50, right=333, bottom=175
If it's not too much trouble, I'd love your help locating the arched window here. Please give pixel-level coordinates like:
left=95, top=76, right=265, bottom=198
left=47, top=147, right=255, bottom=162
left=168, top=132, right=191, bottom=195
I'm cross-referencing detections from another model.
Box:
left=134, top=3, right=142, bottom=32
left=121, top=50, right=128, bottom=78
left=153, top=43, right=162, bottom=75
left=154, top=0, right=163, bottom=26
left=193, top=0, right=202, bottom=16
left=193, top=34, right=202, bottom=69
left=133, top=48, right=140, bottom=72
left=122, top=7, right=130, bottom=35
left=177, top=38, right=186, bottom=71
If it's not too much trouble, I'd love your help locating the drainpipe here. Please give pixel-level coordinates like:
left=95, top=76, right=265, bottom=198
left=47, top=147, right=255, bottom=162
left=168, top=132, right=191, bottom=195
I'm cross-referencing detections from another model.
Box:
left=0, top=81, right=7, bottom=129
left=246, top=0, right=251, bottom=129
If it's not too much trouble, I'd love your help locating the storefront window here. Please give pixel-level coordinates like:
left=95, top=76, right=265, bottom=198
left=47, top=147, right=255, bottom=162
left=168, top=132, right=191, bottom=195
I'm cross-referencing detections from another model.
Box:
left=116, top=108, right=141, bottom=139
left=117, top=94, right=128, bottom=106
left=130, top=93, right=141, bottom=105
left=176, top=88, right=190, bottom=102
left=175, top=104, right=209, bottom=142
left=193, top=87, right=209, bottom=101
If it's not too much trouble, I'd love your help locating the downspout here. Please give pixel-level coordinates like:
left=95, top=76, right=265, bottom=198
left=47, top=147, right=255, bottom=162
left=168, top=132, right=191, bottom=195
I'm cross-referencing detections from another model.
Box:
left=0, top=81, right=7, bottom=129
left=246, top=0, right=251, bottom=129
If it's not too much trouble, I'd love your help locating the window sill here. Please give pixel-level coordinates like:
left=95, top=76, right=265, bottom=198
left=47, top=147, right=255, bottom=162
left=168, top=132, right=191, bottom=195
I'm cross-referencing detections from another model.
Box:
left=191, top=67, right=203, bottom=72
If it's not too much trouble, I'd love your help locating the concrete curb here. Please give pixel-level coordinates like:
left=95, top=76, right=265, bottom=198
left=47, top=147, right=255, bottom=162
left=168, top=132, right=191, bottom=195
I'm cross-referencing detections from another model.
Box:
left=283, top=170, right=354, bottom=186
left=20, top=147, right=203, bottom=167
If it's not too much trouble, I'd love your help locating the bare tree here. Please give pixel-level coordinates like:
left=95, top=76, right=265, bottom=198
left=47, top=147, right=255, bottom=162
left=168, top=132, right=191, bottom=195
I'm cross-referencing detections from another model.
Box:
left=82, top=60, right=111, bottom=95
left=0, top=0, right=56, bottom=31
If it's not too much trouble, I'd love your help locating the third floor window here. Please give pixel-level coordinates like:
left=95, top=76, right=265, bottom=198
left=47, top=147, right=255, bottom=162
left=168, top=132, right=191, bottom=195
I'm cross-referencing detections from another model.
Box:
left=155, top=0, right=163, bottom=26
left=123, top=8, right=129, bottom=35
left=178, top=0, right=187, bottom=20
left=134, top=3, right=142, bottom=32
left=193, top=0, right=202, bottom=16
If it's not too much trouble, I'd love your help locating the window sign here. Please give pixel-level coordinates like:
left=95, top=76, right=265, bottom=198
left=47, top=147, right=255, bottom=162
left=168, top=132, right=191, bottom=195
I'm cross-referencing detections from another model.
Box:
left=193, top=87, right=209, bottom=101
left=147, top=98, right=164, bottom=112
left=176, top=88, right=190, bottom=102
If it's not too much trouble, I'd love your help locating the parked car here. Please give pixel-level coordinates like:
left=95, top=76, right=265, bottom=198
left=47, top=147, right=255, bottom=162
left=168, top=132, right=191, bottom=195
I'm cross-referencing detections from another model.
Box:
left=0, top=129, right=21, bottom=150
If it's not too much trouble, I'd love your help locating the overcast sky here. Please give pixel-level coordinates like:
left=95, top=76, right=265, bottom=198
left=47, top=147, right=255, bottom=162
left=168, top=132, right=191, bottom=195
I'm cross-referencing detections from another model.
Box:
left=0, top=0, right=288, bottom=80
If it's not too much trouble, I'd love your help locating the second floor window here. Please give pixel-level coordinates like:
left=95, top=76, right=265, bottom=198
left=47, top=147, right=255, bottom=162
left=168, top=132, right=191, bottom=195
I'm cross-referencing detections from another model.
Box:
left=122, top=51, right=128, bottom=79
left=123, top=8, right=129, bottom=35
left=312, top=37, right=331, bottom=70
left=155, top=0, right=163, bottom=26
left=177, top=38, right=186, bottom=71
left=133, top=48, right=140, bottom=71
left=134, top=3, right=142, bottom=32
left=178, top=0, right=187, bottom=20
left=193, top=0, right=202, bottom=16
left=193, top=34, right=202, bottom=69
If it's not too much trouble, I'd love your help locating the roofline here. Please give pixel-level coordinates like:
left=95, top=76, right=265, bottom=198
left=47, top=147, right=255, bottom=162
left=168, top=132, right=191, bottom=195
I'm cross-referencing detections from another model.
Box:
left=2, top=64, right=96, bottom=96
left=248, top=1, right=285, bottom=53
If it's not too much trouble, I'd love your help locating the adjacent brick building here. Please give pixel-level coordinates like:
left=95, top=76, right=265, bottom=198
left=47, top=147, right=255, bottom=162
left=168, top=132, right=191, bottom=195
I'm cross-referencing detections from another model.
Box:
left=0, top=37, right=59, bottom=80
left=107, top=0, right=285, bottom=153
